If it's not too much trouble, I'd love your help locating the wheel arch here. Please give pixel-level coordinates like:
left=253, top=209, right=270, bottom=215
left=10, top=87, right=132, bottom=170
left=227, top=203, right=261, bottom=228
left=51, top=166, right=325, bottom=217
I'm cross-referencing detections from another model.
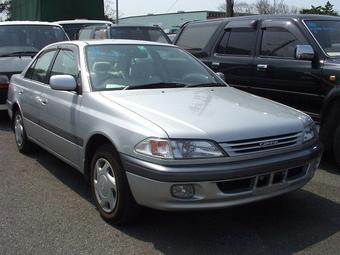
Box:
left=320, top=91, right=340, bottom=150
left=83, top=133, right=121, bottom=183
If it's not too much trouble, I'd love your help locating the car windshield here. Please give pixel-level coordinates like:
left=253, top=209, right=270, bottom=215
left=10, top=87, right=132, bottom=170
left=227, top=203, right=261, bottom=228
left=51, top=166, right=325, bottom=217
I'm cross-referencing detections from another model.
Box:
left=86, top=44, right=223, bottom=91
left=305, top=20, right=340, bottom=57
left=110, top=27, right=170, bottom=43
left=0, top=25, right=68, bottom=57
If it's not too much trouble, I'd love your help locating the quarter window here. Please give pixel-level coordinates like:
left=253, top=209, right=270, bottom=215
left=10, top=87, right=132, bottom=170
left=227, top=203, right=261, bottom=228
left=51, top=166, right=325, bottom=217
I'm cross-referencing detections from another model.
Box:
left=260, top=27, right=301, bottom=58
left=27, top=50, right=56, bottom=83
left=216, top=28, right=257, bottom=55
left=50, top=49, right=78, bottom=78
left=176, top=22, right=220, bottom=50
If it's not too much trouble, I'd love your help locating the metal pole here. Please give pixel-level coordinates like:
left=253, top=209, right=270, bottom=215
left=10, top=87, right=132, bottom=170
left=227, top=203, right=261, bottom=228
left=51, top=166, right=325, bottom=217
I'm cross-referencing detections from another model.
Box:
left=115, top=0, right=119, bottom=24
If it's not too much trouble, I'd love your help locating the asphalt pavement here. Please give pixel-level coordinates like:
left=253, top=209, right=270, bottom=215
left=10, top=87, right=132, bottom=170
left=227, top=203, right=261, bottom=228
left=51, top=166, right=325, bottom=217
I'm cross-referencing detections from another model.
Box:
left=0, top=112, right=339, bottom=255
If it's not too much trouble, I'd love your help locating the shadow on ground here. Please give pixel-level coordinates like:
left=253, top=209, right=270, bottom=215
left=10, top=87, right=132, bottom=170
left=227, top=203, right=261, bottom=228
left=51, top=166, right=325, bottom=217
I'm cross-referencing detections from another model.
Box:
left=30, top=147, right=340, bottom=255
left=0, top=112, right=11, bottom=132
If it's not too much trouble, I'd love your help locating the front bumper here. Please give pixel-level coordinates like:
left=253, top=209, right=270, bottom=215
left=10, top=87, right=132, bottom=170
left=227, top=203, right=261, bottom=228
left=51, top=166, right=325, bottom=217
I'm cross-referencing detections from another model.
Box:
left=122, top=143, right=322, bottom=211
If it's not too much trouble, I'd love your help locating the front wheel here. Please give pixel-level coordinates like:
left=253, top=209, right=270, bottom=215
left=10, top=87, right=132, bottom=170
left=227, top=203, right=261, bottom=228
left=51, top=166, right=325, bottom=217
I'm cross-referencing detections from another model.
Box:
left=333, top=124, right=340, bottom=168
left=90, top=144, right=140, bottom=225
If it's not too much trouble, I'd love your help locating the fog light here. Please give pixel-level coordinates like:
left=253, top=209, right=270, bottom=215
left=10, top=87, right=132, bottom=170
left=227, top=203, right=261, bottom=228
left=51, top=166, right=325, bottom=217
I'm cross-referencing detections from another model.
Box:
left=171, top=184, right=195, bottom=199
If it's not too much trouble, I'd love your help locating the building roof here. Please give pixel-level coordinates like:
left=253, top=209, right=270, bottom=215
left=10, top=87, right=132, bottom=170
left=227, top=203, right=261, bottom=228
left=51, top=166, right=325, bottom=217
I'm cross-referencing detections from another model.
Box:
left=119, top=10, right=226, bottom=20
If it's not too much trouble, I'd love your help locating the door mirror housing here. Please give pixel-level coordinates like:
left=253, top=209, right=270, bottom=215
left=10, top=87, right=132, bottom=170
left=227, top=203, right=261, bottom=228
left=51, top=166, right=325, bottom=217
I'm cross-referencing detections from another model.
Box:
left=216, top=72, right=225, bottom=81
left=50, top=75, right=77, bottom=91
left=296, top=45, right=315, bottom=61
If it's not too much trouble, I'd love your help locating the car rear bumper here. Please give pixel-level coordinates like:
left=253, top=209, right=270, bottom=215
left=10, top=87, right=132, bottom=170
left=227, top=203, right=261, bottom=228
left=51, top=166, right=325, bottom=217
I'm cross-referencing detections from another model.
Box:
left=122, top=142, right=322, bottom=210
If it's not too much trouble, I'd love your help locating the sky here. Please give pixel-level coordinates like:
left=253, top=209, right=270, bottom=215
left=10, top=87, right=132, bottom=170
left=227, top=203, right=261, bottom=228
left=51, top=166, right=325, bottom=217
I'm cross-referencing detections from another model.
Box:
left=115, top=0, right=340, bottom=17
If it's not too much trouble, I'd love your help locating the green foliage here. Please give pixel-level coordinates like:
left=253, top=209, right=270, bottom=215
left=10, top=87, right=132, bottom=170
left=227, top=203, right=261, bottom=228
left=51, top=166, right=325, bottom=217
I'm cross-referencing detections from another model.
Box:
left=300, top=1, right=338, bottom=16
left=0, top=0, right=12, bottom=20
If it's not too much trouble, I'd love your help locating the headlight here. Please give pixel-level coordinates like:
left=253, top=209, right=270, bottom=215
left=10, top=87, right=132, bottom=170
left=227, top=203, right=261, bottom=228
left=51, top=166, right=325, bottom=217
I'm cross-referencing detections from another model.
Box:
left=135, top=138, right=225, bottom=159
left=303, top=123, right=316, bottom=143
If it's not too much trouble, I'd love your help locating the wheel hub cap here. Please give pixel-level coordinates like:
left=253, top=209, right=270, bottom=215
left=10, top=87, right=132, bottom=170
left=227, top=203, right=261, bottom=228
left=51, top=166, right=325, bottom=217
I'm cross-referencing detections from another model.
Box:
left=93, top=158, right=117, bottom=213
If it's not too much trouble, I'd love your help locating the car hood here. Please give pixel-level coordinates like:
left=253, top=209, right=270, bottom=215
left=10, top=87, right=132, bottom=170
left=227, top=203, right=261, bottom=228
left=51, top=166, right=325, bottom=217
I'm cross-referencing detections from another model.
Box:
left=100, top=87, right=308, bottom=142
left=0, top=57, right=32, bottom=73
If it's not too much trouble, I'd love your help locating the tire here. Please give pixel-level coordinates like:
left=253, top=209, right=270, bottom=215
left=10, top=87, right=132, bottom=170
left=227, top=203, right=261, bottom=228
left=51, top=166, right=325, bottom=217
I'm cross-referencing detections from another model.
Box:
left=13, top=110, right=35, bottom=154
left=90, top=144, right=140, bottom=225
left=333, top=124, right=340, bottom=168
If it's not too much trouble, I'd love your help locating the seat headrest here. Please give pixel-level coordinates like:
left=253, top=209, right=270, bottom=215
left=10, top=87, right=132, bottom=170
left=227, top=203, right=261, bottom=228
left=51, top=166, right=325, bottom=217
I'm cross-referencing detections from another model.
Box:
left=93, top=62, right=112, bottom=73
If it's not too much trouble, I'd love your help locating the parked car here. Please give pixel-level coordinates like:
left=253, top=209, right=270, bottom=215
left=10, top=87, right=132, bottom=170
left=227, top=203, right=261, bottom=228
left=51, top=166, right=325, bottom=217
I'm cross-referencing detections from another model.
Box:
left=55, top=19, right=113, bottom=40
left=0, top=21, right=69, bottom=112
left=78, top=24, right=172, bottom=43
left=7, top=40, right=321, bottom=224
left=174, top=14, right=340, bottom=167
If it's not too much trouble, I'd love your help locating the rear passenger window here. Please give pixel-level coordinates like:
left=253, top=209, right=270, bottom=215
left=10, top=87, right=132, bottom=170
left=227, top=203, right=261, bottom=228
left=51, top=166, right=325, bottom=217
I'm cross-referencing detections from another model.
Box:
left=148, top=29, right=169, bottom=43
left=78, top=28, right=93, bottom=40
left=176, top=22, right=220, bottom=50
left=27, top=50, right=56, bottom=83
left=50, top=49, right=78, bottom=78
left=260, top=27, right=301, bottom=58
left=94, top=28, right=108, bottom=39
left=216, top=28, right=256, bottom=55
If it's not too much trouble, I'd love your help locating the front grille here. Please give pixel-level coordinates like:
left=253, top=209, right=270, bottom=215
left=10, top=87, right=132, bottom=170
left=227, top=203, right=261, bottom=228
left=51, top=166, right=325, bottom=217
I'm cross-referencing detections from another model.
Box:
left=217, top=166, right=307, bottom=194
left=220, top=132, right=302, bottom=156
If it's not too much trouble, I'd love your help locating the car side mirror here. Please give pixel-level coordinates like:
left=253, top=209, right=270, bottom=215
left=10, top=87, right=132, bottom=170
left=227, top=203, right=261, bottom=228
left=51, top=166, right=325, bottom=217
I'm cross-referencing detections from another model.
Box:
left=216, top=72, right=225, bottom=81
left=296, top=45, right=315, bottom=61
left=50, top=75, right=77, bottom=91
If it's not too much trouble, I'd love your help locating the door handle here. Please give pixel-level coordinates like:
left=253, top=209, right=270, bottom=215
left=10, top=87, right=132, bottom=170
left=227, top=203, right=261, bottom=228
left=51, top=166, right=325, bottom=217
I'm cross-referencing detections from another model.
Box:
left=40, top=98, right=48, bottom=105
left=257, top=64, right=268, bottom=71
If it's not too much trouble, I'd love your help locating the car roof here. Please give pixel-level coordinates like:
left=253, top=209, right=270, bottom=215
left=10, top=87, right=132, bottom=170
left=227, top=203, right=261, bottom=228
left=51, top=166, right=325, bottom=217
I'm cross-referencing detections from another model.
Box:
left=185, top=14, right=340, bottom=25
left=81, top=24, right=164, bottom=29
left=47, top=39, right=177, bottom=48
left=55, top=19, right=113, bottom=25
left=0, top=21, right=63, bottom=27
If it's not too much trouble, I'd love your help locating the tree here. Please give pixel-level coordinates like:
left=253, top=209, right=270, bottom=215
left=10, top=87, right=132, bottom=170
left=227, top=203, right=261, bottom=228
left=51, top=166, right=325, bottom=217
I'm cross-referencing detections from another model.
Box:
left=0, top=0, right=12, bottom=21
left=255, top=0, right=298, bottom=14
left=218, top=0, right=297, bottom=15
left=226, top=0, right=235, bottom=17
left=300, top=1, right=338, bottom=16
left=104, top=0, right=123, bottom=23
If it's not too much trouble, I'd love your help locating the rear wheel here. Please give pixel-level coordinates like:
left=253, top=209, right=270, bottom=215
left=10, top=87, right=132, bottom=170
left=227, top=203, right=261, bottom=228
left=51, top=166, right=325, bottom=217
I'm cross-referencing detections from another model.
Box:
left=90, top=144, right=140, bottom=225
left=13, top=110, right=34, bottom=154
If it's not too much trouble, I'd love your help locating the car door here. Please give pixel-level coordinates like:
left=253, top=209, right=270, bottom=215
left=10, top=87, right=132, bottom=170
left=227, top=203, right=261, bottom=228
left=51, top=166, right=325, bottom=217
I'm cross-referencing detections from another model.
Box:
left=20, top=50, right=58, bottom=141
left=38, top=45, right=83, bottom=168
left=250, top=19, right=323, bottom=118
left=207, top=19, right=258, bottom=87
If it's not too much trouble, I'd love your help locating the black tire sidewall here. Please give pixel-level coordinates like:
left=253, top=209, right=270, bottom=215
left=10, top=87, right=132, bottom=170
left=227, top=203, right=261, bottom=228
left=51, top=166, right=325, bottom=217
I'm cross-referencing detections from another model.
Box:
left=334, top=124, right=340, bottom=168
left=90, top=144, right=135, bottom=223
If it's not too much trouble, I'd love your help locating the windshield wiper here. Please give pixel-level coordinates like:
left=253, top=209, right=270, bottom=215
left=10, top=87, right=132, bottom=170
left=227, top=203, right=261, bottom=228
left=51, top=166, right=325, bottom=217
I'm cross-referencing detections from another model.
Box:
left=185, top=83, right=226, bottom=88
left=124, top=82, right=187, bottom=90
left=0, top=51, right=38, bottom=57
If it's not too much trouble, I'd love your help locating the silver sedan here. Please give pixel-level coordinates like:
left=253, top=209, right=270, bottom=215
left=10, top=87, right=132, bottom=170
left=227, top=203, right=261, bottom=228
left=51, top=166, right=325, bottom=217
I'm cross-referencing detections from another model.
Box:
left=7, top=40, right=322, bottom=225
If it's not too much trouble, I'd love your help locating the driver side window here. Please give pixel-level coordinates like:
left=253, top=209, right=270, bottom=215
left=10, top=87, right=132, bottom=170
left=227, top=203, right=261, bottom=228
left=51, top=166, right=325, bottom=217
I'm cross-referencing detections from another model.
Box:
left=260, top=27, right=301, bottom=58
left=50, top=49, right=78, bottom=79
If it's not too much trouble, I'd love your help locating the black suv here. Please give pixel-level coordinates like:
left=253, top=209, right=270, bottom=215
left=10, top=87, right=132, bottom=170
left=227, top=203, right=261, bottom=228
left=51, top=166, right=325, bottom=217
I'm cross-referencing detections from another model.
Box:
left=174, top=15, right=340, bottom=167
left=78, top=24, right=171, bottom=44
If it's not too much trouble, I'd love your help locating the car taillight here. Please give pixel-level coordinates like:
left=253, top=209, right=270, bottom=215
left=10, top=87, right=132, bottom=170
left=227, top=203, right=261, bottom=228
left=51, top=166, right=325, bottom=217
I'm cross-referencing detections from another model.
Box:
left=0, top=82, right=9, bottom=89
left=0, top=75, right=9, bottom=89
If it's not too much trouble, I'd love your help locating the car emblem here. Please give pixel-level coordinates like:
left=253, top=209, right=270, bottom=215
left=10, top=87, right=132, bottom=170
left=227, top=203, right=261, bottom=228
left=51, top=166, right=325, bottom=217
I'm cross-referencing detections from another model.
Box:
left=259, top=140, right=279, bottom=147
